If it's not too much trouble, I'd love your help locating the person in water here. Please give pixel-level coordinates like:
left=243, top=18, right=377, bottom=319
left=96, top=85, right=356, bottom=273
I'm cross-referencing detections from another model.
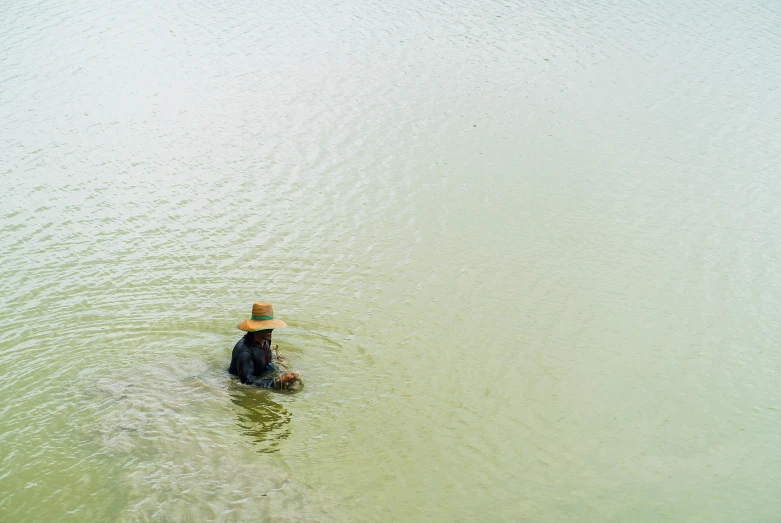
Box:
left=229, top=302, right=300, bottom=389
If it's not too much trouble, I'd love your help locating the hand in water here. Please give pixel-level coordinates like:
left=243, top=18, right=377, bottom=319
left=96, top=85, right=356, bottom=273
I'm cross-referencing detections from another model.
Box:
left=276, top=372, right=301, bottom=389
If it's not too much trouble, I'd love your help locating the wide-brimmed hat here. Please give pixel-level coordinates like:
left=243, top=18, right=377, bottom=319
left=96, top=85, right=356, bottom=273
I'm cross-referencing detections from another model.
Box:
left=238, top=302, right=287, bottom=332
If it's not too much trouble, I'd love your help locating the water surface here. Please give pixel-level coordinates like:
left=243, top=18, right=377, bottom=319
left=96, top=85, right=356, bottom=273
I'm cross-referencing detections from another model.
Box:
left=2, top=0, right=781, bottom=520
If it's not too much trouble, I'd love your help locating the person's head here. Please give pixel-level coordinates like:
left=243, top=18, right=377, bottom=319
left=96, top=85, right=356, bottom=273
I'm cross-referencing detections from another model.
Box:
left=251, top=329, right=273, bottom=343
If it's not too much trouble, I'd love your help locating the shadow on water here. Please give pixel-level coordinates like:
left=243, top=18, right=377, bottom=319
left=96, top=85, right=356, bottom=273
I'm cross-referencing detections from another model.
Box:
left=228, top=384, right=293, bottom=452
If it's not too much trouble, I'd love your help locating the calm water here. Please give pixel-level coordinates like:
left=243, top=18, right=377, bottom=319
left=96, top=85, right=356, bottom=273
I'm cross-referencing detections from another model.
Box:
left=2, top=0, right=781, bottom=520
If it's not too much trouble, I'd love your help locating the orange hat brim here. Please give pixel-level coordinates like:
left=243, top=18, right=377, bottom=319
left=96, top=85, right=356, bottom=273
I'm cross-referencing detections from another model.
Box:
left=238, top=318, right=287, bottom=332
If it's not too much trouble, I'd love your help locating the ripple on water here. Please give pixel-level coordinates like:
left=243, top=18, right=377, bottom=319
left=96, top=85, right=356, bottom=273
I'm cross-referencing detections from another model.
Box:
left=3, top=0, right=781, bottom=520
left=71, top=363, right=330, bottom=521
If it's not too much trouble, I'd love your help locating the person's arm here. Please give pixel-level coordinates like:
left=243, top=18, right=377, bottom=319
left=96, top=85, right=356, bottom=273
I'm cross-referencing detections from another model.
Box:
left=236, top=351, right=276, bottom=388
left=237, top=352, right=299, bottom=389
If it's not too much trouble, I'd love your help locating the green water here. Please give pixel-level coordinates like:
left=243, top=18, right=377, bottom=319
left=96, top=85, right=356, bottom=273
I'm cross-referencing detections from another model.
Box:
left=2, top=0, right=781, bottom=520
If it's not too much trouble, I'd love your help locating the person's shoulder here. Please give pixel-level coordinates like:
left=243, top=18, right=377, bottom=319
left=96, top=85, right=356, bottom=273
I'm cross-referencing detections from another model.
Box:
left=232, top=341, right=254, bottom=364
left=231, top=336, right=250, bottom=355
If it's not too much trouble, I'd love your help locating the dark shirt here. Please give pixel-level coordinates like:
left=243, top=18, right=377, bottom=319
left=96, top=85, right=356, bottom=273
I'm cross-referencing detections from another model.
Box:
left=228, top=334, right=277, bottom=388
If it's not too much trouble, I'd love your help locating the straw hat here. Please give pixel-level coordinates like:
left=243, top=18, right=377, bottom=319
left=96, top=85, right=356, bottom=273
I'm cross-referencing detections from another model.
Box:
left=238, top=302, right=288, bottom=332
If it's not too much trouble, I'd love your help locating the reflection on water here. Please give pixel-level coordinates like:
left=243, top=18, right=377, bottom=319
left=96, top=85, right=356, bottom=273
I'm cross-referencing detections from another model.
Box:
left=229, top=383, right=293, bottom=452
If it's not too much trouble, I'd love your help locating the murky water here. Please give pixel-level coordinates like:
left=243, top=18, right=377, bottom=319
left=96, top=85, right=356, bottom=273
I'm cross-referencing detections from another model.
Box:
left=2, top=0, right=781, bottom=520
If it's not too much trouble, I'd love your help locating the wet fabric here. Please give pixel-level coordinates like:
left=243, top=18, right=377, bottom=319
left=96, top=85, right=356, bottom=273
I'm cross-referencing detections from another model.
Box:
left=228, top=333, right=276, bottom=388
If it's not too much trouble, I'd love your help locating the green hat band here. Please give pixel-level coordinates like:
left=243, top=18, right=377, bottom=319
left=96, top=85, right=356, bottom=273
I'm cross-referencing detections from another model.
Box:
left=251, top=314, right=274, bottom=321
